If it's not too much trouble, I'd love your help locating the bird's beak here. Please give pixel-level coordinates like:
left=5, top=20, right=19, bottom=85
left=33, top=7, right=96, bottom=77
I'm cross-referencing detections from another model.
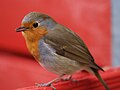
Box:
left=16, top=27, right=29, bottom=32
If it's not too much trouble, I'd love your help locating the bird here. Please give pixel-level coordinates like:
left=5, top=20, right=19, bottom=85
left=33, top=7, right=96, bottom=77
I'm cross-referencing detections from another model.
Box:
left=16, top=12, right=110, bottom=90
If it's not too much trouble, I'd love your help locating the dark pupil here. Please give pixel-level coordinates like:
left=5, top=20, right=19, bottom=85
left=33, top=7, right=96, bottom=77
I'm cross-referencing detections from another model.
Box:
left=33, top=23, right=38, bottom=28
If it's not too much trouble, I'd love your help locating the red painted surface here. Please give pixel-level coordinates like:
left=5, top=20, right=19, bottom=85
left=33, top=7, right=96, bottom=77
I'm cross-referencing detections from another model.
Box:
left=0, top=0, right=111, bottom=90
left=16, top=68, right=120, bottom=90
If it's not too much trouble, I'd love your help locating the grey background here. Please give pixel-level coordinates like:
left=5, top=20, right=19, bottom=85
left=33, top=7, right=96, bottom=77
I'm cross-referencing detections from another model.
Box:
left=112, top=0, right=120, bottom=66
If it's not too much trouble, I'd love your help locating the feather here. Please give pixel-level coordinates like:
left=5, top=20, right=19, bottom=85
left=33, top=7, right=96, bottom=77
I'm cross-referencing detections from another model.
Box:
left=44, top=24, right=103, bottom=71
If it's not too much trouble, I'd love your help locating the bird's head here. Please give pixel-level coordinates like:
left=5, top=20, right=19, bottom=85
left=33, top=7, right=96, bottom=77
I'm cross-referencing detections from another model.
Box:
left=16, top=12, right=57, bottom=41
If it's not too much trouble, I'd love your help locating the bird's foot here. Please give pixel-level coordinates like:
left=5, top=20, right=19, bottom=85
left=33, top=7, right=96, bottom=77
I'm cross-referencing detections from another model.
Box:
left=61, top=75, right=72, bottom=81
left=35, top=82, right=56, bottom=90
left=35, top=74, right=65, bottom=90
left=61, top=75, right=78, bottom=82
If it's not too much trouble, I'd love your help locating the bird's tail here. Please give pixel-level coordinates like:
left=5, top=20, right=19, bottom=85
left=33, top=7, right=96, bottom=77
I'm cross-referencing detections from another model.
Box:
left=92, top=68, right=110, bottom=90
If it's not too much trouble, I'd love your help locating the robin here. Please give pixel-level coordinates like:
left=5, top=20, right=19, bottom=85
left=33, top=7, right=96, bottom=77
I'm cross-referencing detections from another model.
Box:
left=16, top=12, right=109, bottom=90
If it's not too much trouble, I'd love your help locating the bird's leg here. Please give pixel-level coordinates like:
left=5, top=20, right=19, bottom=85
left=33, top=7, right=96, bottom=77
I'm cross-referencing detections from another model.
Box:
left=61, top=75, right=78, bottom=82
left=35, top=74, right=64, bottom=90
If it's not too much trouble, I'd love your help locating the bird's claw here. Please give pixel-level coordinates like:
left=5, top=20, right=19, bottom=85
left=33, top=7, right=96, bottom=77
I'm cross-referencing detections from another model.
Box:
left=61, top=75, right=72, bottom=81
left=35, top=82, right=56, bottom=90
left=61, top=77, right=71, bottom=81
left=35, top=82, right=51, bottom=87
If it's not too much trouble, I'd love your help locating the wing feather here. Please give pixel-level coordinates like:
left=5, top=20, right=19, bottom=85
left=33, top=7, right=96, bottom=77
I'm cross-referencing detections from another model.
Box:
left=44, top=24, right=103, bottom=70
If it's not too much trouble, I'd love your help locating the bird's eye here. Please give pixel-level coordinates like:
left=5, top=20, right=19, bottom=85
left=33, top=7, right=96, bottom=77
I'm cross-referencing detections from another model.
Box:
left=33, top=22, right=38, bottom=28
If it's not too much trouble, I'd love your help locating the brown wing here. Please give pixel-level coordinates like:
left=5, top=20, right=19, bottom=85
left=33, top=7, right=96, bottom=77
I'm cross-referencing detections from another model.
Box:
left=44, top=24, right=103, bottom=71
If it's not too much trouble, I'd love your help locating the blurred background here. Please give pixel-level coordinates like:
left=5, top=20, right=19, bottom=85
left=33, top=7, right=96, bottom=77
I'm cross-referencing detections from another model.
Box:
left=0, top=0, right=119, bottom=90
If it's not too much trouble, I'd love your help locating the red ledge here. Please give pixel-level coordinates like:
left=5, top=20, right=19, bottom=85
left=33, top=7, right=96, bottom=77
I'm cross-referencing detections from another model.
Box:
left=16, top=67, right=120, bottom=90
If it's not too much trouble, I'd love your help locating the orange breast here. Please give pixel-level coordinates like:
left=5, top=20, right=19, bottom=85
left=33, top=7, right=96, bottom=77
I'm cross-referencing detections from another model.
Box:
left=26, top=40, right=40, bottom=61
